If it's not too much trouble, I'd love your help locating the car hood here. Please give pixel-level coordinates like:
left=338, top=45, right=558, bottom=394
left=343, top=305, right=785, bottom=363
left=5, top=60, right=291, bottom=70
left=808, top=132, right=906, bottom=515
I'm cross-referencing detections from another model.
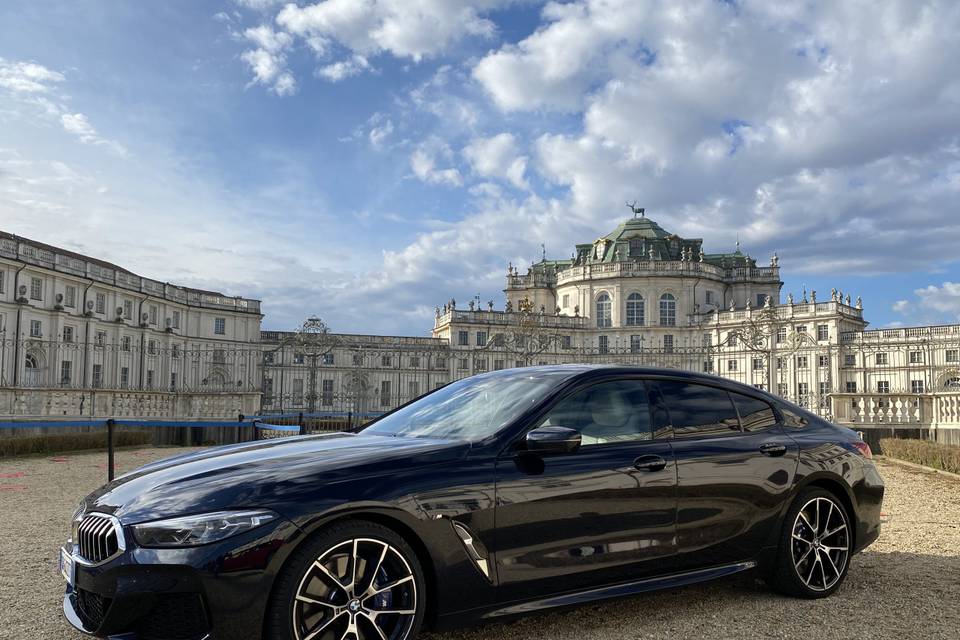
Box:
left=83, top=432, right=470, bottom=522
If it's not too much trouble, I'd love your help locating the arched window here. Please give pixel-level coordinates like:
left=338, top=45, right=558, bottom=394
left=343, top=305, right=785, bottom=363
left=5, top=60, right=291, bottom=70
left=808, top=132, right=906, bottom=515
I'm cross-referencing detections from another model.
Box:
left=24, top=353, right=41, bottom=387
left=659, top=293, right=676, bottom=327
left=626, top=293, right=644, bottom=326
left=629, top=238, right=642, bottom=257
left=945, top=377, right=960, bottom=390
left=596, top=293, right=612, bottom=328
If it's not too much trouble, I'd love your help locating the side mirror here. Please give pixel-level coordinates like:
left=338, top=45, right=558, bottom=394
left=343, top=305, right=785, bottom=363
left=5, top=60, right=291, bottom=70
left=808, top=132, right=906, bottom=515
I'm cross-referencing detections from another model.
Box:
left=525, top=426, right=581, bottom=455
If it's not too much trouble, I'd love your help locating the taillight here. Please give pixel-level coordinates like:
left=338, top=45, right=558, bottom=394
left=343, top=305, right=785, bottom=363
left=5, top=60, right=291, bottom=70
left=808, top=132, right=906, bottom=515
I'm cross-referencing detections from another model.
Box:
left=852, top=440, right=873, bottom=459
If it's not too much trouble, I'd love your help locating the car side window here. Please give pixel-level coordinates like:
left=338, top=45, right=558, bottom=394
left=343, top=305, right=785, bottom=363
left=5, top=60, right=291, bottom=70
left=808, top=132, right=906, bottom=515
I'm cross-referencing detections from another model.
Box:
left=729, top=392, right=778, bottom=432
left=779, top=405, right=809, bottom=429
left=538, top=380, right=653, bottom=445
left=656, top=381, right=740, bottom=437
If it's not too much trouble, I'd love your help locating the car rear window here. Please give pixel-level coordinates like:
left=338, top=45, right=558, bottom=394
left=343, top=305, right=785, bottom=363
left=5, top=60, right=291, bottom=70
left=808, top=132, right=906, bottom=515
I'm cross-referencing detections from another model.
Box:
left=656, top=381, right=740, bottom=437
left=729, top=392, right=777, bottom=432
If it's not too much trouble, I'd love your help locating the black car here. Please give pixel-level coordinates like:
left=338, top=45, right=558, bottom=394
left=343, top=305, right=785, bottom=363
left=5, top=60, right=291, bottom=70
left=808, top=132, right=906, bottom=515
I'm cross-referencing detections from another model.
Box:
left=61, top=365, right=884, bottom=640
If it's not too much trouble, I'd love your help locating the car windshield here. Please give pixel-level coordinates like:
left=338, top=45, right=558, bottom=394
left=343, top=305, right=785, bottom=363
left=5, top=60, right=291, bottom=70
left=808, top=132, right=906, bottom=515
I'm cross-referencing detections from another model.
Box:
left=362, top=370, right=572, bottom=442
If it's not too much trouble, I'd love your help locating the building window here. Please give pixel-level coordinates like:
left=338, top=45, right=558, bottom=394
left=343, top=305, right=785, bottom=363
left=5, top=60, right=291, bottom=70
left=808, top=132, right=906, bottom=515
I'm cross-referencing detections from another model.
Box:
left=798, top=382, right=810, bottom=401
left=818, top=355, right=829, bottom=367
left=515, top=360, right=525, bottom=369
left=629, top=238, right=642, bottom=257
left=123, top=300, right=133, bottom=319
left=95, top=331, right=106, bottom=347
left=121, top=336, right=131, bottom=351
left=909, top=351, right=923, bottom=364
left=945, top=377, right=960, bottom=390
left=494, top=359, right=505, bottom=370
left=0, top=269, right=4, bottom=294
left=148, top=340, right=158, bottom=356
left=796, top=325, right=807, bottom=334
left=776, top=356, right=785, bottom=369
left=214, top=317, right=226, bottom=335
left=172, top=344, right=180, bottom=359
left=663, top=334, right=674, bottom=353
left=30, top=277, right=42, bottom=300
left=846, top=381, right=857, bottom=393
left=728, top=359, right=738, bottom=371
left=596, top=293, right=612, bottom=328
left=819, top=382, right=830, bottom=407
left=321, top=379, right=334, bottom=406
left=170, top=372, right=178, bottom=390
left=458, top=330, right=469, bottom=346
left=146, top=370, right=155, bottom=388
left=96, top=293, right=106, bottom=315
left=844, top=354, right=856, bottom=366
left=380, top=380, right=391, bottom=407
left=62, top=326, right=74, bottom=343
left=776, top=327, right=786, bottom=344
left=60, top=360, right=72, bottom=385
left=409, top=356, right=420, bottom=368
left=877, top=380, right=890, bottom=394
left=625, top=293, right=644, bottom=326
left=659, top=293, right=676, bottom=327
left=815, top=324, right=828, bottom=341
left=777, top=383, right=789, bottom=397
left=92, top=364, right=103, bottom=389
left=322, top=353, right=334, bottom=365
left=64, top=285, right=76, bottom=308
left=757, top=294, right=768, bottom=308
left=875, top=352, right=888, bottom=365
left=703, top=360, right=714, bottom=372
left=352, top=354, right=362, bottom=366
left=292, top=379, right=304, bottom=404
left=30, top=320, right=42, bottom=337
left=264, top=352, right=274, bottom=364
left=946, top=349, right=959, bottom=363
left=562, top=294, right=570, bottom=309
left=727, top=332, right=738, bottom=346
left=381, top=355, right=392, bottom=367
left=561, top=335, right=572, bottom=349
left=752, top=357, right=764, bottom=370
left=911, top=380, right=925, bottom=394
left=458, top=358, right=468, bottom=370
left=212, top=348, right=225, bottom=363
left=476, top=331, right=487, bottom=347
left=705, top=290, right=714, bottom=305
left=598, top=335, right=609, bottom=354
left=630, top=335, right=643, bottom=353
left=474, top=358, right=487, bottom=371
left=796, top=356, right=809, bottom=369
left=293, top=353, right=306, bottom=364
left=172, top=311, right=180, bottom=329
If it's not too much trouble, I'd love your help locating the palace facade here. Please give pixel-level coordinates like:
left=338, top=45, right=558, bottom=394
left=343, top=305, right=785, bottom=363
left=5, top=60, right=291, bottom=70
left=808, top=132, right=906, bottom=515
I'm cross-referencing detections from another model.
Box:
left=3, top=217, right=960, bottom=444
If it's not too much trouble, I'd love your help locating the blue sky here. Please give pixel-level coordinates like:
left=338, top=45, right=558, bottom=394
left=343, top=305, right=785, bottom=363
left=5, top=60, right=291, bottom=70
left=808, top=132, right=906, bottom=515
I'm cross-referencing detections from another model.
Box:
left=2, top=0, right=960, bottom=335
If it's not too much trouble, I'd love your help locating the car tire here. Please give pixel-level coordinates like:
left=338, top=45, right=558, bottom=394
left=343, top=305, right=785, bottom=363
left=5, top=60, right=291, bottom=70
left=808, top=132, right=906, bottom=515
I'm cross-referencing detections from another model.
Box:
left=265, top=519, right=426, bottom=640
left=769, top=488, right=853, bottom=599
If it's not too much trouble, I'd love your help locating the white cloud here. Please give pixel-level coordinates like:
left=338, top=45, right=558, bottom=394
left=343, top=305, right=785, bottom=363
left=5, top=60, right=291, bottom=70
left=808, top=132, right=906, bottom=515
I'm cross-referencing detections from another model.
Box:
left=316, top=54, right=371, bottom=81
left=60, top=113, right=98, bottom=143
left=232, top=0, right=284, bottom=10
left=893, top=300, right=910, bottom=313
left=240, top=24, right=296, bottom=95
left=368, top=116, right=394, bottom=149
left=410, top=138, right=462, bottom=186
left=463, top=133, right=529, bottom=189
left=913, top=283, right=960, bottom=319
left=0, top=58, right=65, bottom=94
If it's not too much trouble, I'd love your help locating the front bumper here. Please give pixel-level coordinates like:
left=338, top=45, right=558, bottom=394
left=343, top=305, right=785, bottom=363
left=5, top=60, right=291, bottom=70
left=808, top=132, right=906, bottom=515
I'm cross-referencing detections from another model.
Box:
left=61, top=518, right=300, bottom=640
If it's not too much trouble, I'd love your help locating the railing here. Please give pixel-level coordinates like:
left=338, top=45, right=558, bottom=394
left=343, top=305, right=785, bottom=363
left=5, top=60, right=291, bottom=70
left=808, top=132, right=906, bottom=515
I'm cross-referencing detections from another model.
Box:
left=551, top=261, right=780, bottom=286
left=434, top=309, right=587, bottom=329
left=843, top=324, right=960, bottom=343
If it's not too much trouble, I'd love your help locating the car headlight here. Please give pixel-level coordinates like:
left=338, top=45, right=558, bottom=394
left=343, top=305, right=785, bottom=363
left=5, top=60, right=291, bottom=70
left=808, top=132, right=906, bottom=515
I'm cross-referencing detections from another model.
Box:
left=131, top=510, right=278, bottom=547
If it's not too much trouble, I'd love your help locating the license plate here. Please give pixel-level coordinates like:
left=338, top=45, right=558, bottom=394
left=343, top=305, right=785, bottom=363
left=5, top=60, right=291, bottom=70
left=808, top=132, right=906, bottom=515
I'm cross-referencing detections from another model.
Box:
left=60, top=547, right=75, bottom=587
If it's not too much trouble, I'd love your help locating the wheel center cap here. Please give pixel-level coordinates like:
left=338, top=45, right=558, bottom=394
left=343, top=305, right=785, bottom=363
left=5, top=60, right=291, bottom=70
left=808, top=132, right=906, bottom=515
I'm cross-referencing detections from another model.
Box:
left=348, top=599, right=361, bottom=613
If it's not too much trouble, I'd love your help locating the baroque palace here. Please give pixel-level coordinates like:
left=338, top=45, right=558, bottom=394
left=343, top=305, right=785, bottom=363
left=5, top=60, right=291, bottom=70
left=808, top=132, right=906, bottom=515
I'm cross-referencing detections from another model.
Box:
left=2, top=215, right=960, bottom=444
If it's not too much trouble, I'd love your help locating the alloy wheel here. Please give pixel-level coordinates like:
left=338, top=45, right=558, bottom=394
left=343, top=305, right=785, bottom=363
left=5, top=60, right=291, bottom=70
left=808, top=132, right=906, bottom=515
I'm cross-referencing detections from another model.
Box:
left=790, top=496, right=850, bottom=592
left=292, top=537, right=417, bottom=640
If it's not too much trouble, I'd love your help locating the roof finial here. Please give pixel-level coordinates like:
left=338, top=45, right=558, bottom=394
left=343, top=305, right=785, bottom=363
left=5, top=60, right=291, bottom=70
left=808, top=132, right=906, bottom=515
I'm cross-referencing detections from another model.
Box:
left=541, top=243, right=546, bottom=261
left=735, top=233, right=741, bottom=253
left=626, top=201, right=644, bottom=218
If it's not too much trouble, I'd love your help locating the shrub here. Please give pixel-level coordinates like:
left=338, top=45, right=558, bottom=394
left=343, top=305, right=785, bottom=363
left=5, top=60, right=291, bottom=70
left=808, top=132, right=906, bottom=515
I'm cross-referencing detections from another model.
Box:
left=879, top=438, right=960, bottom=475
left=0, top=430, right=153, bottom=458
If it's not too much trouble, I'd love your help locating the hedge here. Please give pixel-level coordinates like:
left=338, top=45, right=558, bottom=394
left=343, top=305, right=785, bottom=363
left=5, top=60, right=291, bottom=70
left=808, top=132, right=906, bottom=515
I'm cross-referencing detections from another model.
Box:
left=0, top=430, right=153, bottom=458
left=879, top=438, right=960, bottom=475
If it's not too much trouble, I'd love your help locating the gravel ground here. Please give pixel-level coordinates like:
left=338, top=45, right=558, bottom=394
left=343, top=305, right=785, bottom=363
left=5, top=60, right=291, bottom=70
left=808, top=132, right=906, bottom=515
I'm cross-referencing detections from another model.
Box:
left=1, top=449, right=958, bottom=640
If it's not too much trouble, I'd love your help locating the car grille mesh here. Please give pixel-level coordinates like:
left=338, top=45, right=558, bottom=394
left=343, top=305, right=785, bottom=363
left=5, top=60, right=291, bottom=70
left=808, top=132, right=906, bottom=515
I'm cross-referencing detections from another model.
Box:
left=75, top=587, right=111, bottom=629
left=77, top=513, right=121, bottom=564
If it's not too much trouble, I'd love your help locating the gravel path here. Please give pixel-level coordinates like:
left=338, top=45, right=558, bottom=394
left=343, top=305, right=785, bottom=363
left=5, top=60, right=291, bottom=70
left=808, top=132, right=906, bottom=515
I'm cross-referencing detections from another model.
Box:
left=1, top=449, right=958, bottom=640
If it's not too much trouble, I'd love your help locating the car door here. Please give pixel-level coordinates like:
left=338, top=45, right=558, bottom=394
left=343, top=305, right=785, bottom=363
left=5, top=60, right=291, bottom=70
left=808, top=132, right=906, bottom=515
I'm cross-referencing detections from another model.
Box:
left=651, top=380, right=798, bottom=570
left=494, top=378, right=678, bottom=603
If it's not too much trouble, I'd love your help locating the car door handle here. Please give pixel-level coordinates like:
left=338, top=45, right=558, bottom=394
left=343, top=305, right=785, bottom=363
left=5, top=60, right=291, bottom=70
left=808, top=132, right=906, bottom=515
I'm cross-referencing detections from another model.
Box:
left=759, top=443, right=788, bottom=457
left=633, top=454, right=667, bottom=472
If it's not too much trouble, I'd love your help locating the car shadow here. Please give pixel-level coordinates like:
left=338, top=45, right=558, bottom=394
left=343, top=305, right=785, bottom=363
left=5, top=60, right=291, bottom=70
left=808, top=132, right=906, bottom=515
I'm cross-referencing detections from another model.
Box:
left=421, top=551, right=960, bottom=640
